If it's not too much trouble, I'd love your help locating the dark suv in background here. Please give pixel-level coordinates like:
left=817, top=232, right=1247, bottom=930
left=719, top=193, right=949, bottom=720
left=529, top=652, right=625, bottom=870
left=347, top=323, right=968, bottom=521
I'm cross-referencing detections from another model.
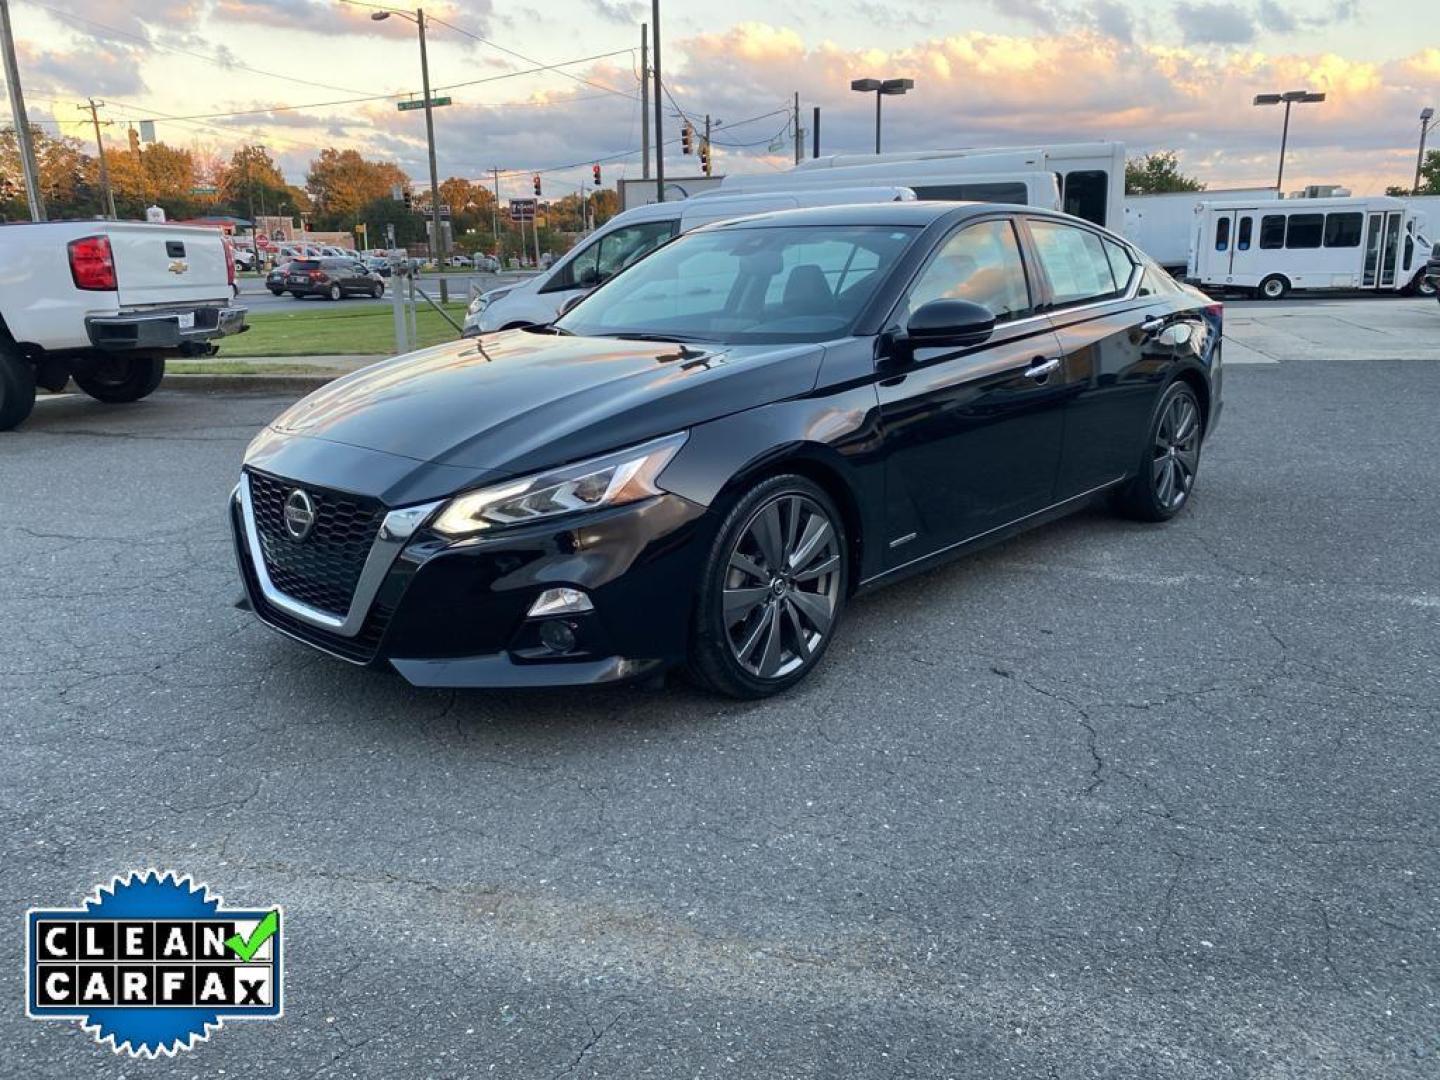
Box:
left=1427, top=241, right=1439, bottom=303
left=283, top=258, right=386, bottom=301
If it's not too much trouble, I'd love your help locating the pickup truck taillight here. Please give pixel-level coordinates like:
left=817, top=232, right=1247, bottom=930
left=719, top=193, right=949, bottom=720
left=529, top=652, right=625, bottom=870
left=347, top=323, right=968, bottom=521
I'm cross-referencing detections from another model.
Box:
left=68, top=235, right=117, bottom=291
left=224, top=243, right=236, bottom=287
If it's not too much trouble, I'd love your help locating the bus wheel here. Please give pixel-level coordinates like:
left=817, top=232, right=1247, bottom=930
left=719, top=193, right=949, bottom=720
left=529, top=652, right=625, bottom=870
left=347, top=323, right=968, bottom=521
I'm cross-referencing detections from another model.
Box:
left=1411, top=275, right=1436, bottom=298
left=1258, top=275, right=1289, bottom=300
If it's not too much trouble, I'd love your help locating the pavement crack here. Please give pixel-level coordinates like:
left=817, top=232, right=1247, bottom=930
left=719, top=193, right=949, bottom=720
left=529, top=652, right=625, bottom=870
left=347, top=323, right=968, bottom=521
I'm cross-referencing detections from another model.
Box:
left=552, top=1013, right=623, bottom=1079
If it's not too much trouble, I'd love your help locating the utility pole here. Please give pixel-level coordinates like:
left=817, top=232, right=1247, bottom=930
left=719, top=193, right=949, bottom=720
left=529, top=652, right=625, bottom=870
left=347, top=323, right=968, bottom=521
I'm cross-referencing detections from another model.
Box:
left=813, top=106, right=820, bottom=158
left=0, top=0, right=44, bottom=220
left=640, top=23, right=650, bottom=181
left=703, top=114, right=711, bottom=176
left=793, top=92, right=801, bottom=165
left=651, top=0, right=664, bottom=201
left=82, top=98, right=118, bottom=219
left=1415, top=108, right=1435, bottom=196
left=490, top=166, right=501, bottom=248
left=414, top=9, right=447, bottom=297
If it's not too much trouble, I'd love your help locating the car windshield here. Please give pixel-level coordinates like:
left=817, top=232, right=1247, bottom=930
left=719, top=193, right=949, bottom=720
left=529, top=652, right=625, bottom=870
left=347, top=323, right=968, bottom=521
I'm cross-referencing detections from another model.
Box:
left=555, top=224, right=919, bottom=345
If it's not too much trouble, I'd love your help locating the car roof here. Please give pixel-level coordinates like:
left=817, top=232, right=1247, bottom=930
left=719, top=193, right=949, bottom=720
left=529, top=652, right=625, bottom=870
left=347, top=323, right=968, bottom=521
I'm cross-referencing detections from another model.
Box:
left=695, top=200, right=1129, bottom=242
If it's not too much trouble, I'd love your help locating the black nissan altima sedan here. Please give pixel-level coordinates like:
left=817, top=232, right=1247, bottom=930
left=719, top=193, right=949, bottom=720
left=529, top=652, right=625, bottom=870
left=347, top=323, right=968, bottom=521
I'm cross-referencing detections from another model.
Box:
left=231, top=202, right=1222, bottom=698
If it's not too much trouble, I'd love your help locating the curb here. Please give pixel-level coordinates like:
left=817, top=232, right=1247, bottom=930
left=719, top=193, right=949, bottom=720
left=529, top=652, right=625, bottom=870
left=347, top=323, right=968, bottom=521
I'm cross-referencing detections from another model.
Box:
left=161, top=373, right=339, bottom=395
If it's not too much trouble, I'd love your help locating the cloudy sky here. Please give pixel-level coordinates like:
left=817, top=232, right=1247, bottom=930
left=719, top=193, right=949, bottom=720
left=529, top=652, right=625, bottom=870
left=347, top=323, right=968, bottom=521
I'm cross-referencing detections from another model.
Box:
left=7, top=0, right=1437, bottom=200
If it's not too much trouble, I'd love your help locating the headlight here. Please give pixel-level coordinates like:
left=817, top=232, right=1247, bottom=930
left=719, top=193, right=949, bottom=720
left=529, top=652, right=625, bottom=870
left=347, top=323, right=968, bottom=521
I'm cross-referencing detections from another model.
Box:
left=467, top=287, right=512, bottom=317
left=431, top=432, right=687, bottom=538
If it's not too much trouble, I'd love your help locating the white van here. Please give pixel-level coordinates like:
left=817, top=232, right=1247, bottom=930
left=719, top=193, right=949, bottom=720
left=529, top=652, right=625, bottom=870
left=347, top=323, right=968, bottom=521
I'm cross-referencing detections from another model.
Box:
left=1189, top=196, right=1434, bottom=298
left=745, top=142, right=1122, bottom=229
left=463, top=186, right=916, bottom=335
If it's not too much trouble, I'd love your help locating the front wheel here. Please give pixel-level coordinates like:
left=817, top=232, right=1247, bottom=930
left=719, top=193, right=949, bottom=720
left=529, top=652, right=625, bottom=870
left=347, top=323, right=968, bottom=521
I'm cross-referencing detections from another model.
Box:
left=1411, top=275, right=1437, bottom=298
left=371, top=282, right=384, bottom=298
left=72, top=357, right=165, bottom=404
left=687, top=475, right=848, bottom=699
left=1258, top=274, right=1289, bottom=300
left=1112, top=381, right=1203, bottom=522
left=269, top=288, right=284, bottom=296
left=0, top=345, right=36, bottom=430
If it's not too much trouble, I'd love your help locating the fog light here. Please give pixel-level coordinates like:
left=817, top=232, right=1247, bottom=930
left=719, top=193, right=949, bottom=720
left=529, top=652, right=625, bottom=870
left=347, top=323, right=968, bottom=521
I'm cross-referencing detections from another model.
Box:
left=539, top=620, right=577, bottom=653
left=528, top=587, right=594, bottom=617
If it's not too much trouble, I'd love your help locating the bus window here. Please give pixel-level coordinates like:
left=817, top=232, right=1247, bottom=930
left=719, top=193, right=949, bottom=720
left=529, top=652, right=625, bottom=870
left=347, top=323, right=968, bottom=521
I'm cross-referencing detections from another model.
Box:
left=1237, top=216, right=1253, bottom=251
left=1285, top=214, right=1324, bottom=249
left=1260, top=215, right=1286, bottom=249
left=1215, top=216, right=1230, bottom=252
left=911, top=182, right=1030, bottom=204
left=1323, top=212, right=1362, bottom=248
left=1062, top=170, right=1108, bottom=226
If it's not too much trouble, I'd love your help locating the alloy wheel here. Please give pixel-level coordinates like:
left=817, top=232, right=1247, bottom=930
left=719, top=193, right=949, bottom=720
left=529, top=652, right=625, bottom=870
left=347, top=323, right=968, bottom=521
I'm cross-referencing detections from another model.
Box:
left=722, top=494, right=842, bottom=680
left=1152, top=392, right=1200, bottom=511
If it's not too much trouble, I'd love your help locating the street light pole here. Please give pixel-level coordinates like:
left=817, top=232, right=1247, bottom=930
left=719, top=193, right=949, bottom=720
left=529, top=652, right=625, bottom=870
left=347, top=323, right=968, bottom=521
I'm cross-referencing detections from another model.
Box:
left=372, top=7, right=446, bottom=281
left=850, top=77, right=914, bottom=155
left=1253, top=90, right=1325, bottom=193
left=1415, top=107, right=1435, bottom=195
left=651, top=0, right=664, bottom=201
left=0, top=0, right=44, bottom=220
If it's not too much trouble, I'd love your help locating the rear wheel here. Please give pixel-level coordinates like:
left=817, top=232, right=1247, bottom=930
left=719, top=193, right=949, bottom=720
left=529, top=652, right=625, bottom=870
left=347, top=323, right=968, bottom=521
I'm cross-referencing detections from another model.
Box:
left=1258, top=274, right=1289, bottom=300
left=0, top=344, right=36, bottom=430
left=72, top=356, right=165, bottom=404
left=687, top=475, right=848, bottom=699
left=326, top=283, right=343, bottom=301
left=1112, top=381, right=1203, bottom=522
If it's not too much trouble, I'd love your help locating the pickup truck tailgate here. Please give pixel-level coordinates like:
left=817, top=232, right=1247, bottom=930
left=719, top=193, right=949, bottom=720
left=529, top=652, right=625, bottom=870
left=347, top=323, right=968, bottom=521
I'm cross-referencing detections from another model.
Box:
left=107, top=223, right=231, bottom=307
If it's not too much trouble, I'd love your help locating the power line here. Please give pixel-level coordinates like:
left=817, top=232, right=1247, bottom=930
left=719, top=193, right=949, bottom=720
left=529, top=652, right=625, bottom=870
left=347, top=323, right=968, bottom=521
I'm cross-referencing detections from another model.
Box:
left=31, top=2, right=378, bottom=98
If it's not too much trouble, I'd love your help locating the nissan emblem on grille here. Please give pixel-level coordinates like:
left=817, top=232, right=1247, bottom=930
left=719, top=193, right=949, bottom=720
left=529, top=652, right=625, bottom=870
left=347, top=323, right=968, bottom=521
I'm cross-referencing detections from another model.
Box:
left=283, top=489, right=316, bottom=541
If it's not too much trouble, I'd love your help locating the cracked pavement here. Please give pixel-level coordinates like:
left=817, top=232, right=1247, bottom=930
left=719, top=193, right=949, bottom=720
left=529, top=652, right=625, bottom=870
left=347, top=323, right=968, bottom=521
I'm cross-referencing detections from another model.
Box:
left=2, top=361, right=1438, bottom=1078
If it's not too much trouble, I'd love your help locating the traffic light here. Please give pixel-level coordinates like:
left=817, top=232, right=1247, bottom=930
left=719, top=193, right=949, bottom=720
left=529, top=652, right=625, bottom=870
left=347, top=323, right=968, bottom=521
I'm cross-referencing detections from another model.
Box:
left=532, top=174, right=542, bottom=196
left=681, top=123, right=693, bottom=155
left=699, top=139, right=711, bottom=175
left=402, top=189, right=412, bottom=210
left=592, top=163, right=601, bottom=186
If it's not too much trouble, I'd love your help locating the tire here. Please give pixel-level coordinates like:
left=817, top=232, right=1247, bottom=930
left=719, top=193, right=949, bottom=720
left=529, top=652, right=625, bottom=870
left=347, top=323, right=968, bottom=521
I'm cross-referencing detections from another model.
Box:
left=1258, top=274, right=1289, bottom=300
left=71, top=357, right=165, bottom=404
left=269, top=288, right=283, bottom=296
left=326, top=284, right=342, bottom=301
left=687, top=474, right=848, bottom=699
left=1411, top=275, right=1436, bottom=298
left=1111, top=381, right=1203, bottom=523
left=0, top=345, right=36, bottom=431
left=371, top=282, right=384, bottom=299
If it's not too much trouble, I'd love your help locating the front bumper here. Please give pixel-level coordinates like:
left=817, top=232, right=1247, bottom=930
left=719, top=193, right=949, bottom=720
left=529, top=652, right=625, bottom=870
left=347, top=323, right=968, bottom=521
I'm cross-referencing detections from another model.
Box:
left=86, top=305, right=247, bottom=351
left=230, top=473, right=710, bottom=688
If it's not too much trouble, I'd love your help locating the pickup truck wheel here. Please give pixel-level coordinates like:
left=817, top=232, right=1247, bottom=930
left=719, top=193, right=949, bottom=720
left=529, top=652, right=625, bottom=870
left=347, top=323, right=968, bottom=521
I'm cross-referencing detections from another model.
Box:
left=0, top=347, right=36, bottom=430
left=326, top=284, right=343, bottom=301
left=72, top=357, right=165, bottom=404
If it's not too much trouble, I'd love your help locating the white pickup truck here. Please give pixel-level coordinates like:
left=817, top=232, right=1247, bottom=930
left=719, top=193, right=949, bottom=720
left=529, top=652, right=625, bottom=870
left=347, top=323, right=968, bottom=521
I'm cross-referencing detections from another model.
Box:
left=0, top=220, right=247, bottom=430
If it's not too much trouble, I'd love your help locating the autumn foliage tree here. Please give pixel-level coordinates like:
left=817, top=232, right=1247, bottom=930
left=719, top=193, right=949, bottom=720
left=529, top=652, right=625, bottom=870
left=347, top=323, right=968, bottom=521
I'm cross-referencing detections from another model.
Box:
left=306, top=147, right=409, bottom=227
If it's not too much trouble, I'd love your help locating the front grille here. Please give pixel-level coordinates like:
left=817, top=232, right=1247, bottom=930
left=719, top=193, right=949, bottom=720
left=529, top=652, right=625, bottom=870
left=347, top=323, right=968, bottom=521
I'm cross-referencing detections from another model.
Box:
left=234, top=507, right=393, bottom=664
left=247, top=470, right=384, bottom=617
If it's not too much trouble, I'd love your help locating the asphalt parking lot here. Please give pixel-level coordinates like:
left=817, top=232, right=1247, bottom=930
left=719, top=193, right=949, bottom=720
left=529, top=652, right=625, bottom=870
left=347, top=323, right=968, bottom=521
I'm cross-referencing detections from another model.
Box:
left=3, top=300, right=1439, bottom=1077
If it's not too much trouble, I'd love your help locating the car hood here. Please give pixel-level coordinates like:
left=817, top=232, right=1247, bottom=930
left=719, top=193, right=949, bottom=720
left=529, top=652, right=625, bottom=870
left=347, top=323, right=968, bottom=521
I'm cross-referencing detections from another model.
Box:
left=260, top=330, right=826, bottom=476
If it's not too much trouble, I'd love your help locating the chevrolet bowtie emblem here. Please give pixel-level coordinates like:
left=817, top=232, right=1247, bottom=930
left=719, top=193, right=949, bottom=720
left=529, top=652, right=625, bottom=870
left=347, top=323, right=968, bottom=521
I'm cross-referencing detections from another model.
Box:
left=168, top=260, right=189, bottom=274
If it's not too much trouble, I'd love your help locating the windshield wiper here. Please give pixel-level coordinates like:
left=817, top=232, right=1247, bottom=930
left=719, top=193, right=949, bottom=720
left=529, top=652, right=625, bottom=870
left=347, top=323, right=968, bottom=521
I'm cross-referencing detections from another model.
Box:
left=594, top=331, right=710, bottom=343
left=523, top=323, right=573, bottom=336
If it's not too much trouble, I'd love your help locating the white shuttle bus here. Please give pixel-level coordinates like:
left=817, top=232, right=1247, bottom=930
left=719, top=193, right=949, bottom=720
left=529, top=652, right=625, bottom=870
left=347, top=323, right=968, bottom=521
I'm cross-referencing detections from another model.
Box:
left=1188, top=196, right=1434, bottom=299
left=717, top=142, right=1121, bottom=229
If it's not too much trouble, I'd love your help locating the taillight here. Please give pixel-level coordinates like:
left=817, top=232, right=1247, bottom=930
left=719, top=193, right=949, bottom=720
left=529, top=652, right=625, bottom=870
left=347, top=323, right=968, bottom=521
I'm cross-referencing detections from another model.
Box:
left=310, top=271, right=328, bottom=283
left=68, top=235, right=117, bottom=291
left=224, top=243, right=236, bottom=287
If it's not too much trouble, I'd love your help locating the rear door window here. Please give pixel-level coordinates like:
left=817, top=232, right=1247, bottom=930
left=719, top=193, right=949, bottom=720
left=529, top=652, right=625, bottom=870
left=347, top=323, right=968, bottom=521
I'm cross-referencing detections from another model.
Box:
left=1026, top=219, right=1121, bottom=306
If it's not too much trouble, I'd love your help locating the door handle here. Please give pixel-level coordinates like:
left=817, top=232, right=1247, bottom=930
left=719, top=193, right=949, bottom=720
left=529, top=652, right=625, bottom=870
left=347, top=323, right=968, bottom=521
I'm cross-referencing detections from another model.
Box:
left=1025, top=355, right=1062, bottom=380
left=1138, top=317, right=1166, bottom=335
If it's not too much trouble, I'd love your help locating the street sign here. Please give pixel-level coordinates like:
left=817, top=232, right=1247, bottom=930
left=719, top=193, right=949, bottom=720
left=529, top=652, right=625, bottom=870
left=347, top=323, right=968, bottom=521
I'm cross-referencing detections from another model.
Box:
left=190, top=185, right=217, bottom=196
left=396, top=96, right=451, bottom=112
left=508, top=198, right=537, bottom=222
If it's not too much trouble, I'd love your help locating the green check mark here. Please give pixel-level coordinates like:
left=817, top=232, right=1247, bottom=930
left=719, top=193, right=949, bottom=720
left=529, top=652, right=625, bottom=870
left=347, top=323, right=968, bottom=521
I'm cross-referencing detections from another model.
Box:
left=225, top=910, right=279, bottom=962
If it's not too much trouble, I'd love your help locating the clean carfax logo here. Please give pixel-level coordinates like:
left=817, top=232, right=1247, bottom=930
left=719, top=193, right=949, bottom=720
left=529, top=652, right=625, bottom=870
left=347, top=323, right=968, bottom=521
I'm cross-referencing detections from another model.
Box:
left=25, top=870, right=283, bottom=1057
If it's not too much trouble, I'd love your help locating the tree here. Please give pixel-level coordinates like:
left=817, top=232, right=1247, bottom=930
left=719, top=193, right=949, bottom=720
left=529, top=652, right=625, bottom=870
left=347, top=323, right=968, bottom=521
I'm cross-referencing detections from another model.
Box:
left=306, top=148, right=409, bottom=226
left=1125, top=151, right=1205, bottom=195
left=0, top=126, right=104, bottom=219
left=218, top=145, right=289, bottom=221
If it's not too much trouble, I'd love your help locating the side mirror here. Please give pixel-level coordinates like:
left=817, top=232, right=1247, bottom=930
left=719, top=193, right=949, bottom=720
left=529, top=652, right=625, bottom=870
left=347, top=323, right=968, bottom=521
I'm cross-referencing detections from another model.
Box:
left=559, top=292, right=588, bottom=317
left=907, top=299, right=996, bottom=348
